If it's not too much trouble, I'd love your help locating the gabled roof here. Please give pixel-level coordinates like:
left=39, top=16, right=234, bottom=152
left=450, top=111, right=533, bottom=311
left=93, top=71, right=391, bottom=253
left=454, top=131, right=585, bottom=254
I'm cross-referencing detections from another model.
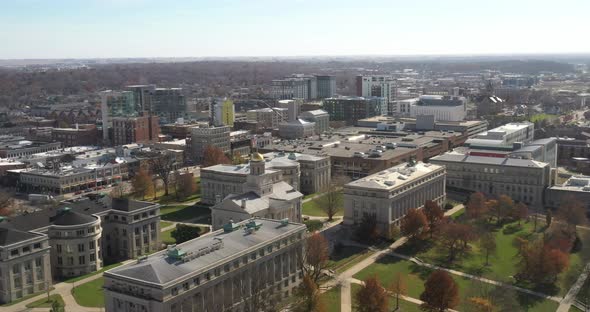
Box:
left=0, top=225, right=41, bottom=246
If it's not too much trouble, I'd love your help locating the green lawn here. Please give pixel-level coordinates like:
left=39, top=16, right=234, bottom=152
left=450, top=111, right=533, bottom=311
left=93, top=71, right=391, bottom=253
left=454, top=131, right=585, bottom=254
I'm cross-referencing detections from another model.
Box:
left=328, top=246, right=376, bottom=273
left=161, top=225, right=210, bottom=245
left=530, top=113, right=558, bottom=123
left=397, top=220, right=590, bottom=296
left=353, top=256, right=558, bottom=312
left=160, top=204, right=210, bottom=222
left=0, top=288, right=55, bottom=307
left=63, top=262, right=123, bottom=283
left=302, top=193, right=343, bottom=217
left=26, top=294, right=64, bottom=308
left=160, top=220, right=174, bottom=229
left=156, top=193, right=201, bottom=204
left=304, top=192, right=319, bottom=200
left=71, top=277, right=105, bottom=308
left=320, top=286, right=341, bottom=312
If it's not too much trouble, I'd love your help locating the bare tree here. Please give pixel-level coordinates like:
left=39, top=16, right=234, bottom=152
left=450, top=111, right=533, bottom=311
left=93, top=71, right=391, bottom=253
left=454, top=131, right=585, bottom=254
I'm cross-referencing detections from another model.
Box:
left=301, top=233, right=330, bottom=285
left=0, top=191, right=15, bottom=216
left=149, top=151, right=177, bottom=197
left=314, top=175, right=349, bottom=221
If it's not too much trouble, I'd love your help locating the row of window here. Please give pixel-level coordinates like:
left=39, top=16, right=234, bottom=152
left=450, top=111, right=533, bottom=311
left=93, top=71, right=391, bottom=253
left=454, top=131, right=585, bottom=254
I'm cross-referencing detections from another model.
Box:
left=56, top=253, right=98, bottom=266
left=9, top=242, right=43, bottom=257
left=56, top=240, right=97, bottom=253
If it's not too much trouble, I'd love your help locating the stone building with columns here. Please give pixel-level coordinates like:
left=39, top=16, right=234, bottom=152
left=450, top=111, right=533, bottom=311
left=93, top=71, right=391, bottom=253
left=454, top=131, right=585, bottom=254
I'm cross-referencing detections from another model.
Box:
left=343, top=161, right=446, bottom=238
left=103, top=218, right=306, bottom=312
left=210, top=153, right=303, bottom=230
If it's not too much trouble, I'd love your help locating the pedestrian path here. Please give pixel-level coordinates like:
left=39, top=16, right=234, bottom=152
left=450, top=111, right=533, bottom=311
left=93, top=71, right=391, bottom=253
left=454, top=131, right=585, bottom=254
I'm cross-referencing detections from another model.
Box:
left=557, top=263, right=590, bottom=312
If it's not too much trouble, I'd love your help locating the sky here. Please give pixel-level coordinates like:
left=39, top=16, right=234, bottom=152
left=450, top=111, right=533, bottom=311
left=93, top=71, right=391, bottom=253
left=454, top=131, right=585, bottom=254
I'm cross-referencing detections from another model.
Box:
left=1, top=0, right=590, bottom=59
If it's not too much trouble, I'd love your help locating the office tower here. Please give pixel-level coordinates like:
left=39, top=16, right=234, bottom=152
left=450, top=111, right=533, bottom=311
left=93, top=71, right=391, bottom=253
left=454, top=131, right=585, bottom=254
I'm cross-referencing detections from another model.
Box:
left=316, top=75, right=336, bottom=99
left=152, top=87, right=186, bottom=123
left=100, top=90, right=137, bottom=143
left=212, top=98, right=235, bottom=127
left=322, top=96, right=386, bottom=125
left=189, top=126, right=231, bottom=163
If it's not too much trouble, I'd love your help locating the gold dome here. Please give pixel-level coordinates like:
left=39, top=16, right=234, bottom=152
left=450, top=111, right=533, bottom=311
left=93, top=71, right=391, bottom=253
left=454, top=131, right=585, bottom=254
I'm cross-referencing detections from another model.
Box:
left=251, top=152, right=264, bottom=162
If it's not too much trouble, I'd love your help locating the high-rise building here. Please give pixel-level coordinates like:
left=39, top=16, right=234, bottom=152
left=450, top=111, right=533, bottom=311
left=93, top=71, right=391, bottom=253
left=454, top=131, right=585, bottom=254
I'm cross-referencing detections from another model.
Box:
left=316, top=75, right=336, bottom=99
left=299, top=109, right=330, bottom=134
left=100, top=90, right=137, bottom=143
left=189, top=126, right=231, bottom=163
left=212, top=98, right=235, bottom=127
left=152, top=88, right=186, bottom=123
left=246, top=108, right=287, bottom=129
left=409, top=95, right=467, bottom=122
left=112, top=115, right=160, bottom=146
left=277, top=99, right=302, bottom=122
left=322, top=96, right=386, bottom=125
left=356, top=75, right=397, bottom=115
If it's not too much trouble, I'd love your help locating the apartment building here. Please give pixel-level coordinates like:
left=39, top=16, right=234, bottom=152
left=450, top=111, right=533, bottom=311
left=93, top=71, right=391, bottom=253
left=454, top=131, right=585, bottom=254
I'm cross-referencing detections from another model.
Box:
left=51, top=124, right=98, bottom=147
left=112, top=115, right=160, bottom=146
left=189, top=126, right=231, bottom=163
left=322, top=96, right=386, bottom=125
left=103, top=218, right=306, bottom=312
left=316, top=75, right=336, bottom=99
left=246, top=108, right=288, bottom=129
left=343, top=162, right=446, bottom=238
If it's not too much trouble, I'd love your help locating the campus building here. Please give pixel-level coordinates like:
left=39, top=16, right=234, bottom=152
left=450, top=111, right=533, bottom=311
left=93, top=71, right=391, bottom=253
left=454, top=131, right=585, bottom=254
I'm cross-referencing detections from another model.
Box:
left=201, top=151, right=330, bottom=205
left=103, top=218, right=306, bottom=312
left=430, top=152, right=553, bottom=208
left=343, top=162, right=446, bottom=238
left=211, top=153, right=303, bottom=230
left=189, top=126, right=231, bottom=164
left=322, top=96, right=386, bottom=125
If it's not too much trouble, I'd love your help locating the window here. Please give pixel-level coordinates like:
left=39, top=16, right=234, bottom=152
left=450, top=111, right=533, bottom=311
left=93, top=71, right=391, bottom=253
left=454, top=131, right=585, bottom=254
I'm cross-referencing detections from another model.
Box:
left=35, top=258, right=42, bottom=267
left=57, top=257, right=63, bottom=265
left=134, top=215, right=139, bottom=221
left=171, top=288, right=178, bottom=296
left=34, top=243, right=41, bottom=249
left=194, top=277, right=200, bottom=285
left=24, top=261, right=31, bottom=271
left=89, top=241, right=95, bottom=250
left=183, top=282, right=189, bottom=291
left=13, top=264, right=20, bottom=274
left=11, top=249, right=19, bottom=256
left=135, top=228, right=140, bottom=235
left=90, top=254, right=96, bottom=262
left=68, top=257, right=74, bottom=265
left=77, top=230, right=85, bottom=236
left=22, top=246, right=30, bottom=253
left=78, top=244, right=85, bottom=252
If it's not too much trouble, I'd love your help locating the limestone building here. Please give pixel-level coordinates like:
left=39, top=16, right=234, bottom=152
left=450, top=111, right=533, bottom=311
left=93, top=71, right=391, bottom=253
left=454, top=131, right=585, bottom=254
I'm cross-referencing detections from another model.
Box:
left=0, top=196, right=161, bottom=296
left=103, top=218, right=306, bottom=312
left=343, top=162, right=446, bottom=238
left=201, top=151, right=330, bottom=205
left=0, top=218, right=52, bottom=304
left=430, top=152, right=553, bottom=208
left=189, top=126, right=231, bottom=163
left=211, top=153, right=303, bottom=230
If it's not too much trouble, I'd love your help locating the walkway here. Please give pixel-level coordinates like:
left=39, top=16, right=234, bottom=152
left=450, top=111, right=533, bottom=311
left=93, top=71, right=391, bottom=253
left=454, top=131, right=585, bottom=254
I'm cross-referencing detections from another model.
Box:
left=321, top=205, right=464, bottom=312
left=557, top=263, right=590, bottom=312
left=389, top=252, right=562, bottom=302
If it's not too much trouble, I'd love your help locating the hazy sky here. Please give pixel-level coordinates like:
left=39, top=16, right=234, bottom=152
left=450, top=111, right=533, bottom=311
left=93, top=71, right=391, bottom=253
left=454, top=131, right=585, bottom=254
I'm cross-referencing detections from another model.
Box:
left=1, top=0, right=589, bottom=59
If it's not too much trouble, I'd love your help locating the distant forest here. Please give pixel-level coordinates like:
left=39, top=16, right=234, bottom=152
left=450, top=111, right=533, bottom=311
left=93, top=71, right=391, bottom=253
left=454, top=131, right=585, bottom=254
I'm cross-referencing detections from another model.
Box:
left=0, top=59, right=575, bottom=108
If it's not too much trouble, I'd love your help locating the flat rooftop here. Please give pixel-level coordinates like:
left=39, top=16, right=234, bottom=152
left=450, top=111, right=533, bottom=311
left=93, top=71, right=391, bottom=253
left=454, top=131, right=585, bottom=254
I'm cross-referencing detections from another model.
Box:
left=346, top=162, right=443, bottom=190
left=431, top=152, right=548, bottom=168
left=550, top=176, right=590, bottom=192
left=105, top=218, right=306, bottom=286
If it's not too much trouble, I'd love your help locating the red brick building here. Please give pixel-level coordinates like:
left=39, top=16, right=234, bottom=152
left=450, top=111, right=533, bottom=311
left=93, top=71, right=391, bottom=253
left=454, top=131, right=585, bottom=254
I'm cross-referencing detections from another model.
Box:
left=112, top=115, right=160, bottom=146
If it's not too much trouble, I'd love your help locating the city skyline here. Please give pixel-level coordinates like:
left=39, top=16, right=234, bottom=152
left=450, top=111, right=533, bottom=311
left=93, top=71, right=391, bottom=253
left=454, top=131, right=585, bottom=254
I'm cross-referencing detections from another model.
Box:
left=2, top=0, right=590, bottom=59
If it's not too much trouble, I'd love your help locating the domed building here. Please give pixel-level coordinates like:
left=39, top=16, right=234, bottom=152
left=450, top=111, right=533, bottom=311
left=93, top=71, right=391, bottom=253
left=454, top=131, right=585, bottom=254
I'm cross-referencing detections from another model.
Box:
left=211, top=153, right=303, bottom=229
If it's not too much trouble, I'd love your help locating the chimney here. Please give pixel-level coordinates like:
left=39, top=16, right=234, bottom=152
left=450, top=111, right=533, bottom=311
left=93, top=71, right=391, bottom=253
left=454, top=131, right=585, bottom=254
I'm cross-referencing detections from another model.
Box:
left=241, top=199, right=247, bottom=208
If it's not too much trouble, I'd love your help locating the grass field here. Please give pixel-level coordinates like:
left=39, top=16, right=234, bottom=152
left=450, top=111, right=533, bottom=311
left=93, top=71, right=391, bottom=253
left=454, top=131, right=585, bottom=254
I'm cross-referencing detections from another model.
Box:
left=161, top=225, right=210, bottom=245
left=25, top=294, right=64, bottom=308
left=328, top=246, right=375, bottom=273
left=63, top=262, right=123, bottom=283
left=530, top=113, right=558, bottom=123
left=71, top=277, right=105, bottom=307
left=321, top=286, right=341, bottom=312
left=353, top=256, right=559, bottom=312
left=160, top=220, right=174, bottom=229
left=160, top=204, right=210, bottom=222
left=0, top=288, right=55, bottom=307
left=302, top=193, right=343, bottom=217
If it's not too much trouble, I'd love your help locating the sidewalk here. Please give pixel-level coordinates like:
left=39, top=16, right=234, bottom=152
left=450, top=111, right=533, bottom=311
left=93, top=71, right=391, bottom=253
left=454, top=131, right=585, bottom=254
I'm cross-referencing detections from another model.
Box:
left=557, top=263, right=590, bottom=312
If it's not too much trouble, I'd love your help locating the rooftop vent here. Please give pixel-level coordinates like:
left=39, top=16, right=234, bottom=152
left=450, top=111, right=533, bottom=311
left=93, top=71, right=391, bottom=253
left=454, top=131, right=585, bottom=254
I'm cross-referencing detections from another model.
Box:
left=223, top=220, right=241, bottom=233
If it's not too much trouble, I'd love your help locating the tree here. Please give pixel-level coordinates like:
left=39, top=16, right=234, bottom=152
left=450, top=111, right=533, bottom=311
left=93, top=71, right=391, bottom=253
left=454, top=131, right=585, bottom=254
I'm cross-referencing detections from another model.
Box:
left=149, top=152, right=177, bottom=197
left=390, top=272, right=407, bottom=311
left=202, top=145, right=231, bottom=167
left=315, top=176, right=349, bottom=221
left=175, top=172, right=198, bottom=199
left=51, top=299, right=64, bottom=312
left=110, top=183, right=126, bottom=199
left=546, top=209, right=553, bottom=227
left=489, top=195, right=514, bottom=225
left=438, top=223, right=476, bottom=262
left=355, top=214, right=380, bottom=244
left=231, top=152, right=246, bottom=165
left=0, top=191, right=15, bottom=216
left=516, top=239, right=569, bottom=284
left=465, top=297, right=493, bottom=312
left=514, top=202, right=528, bottom=225
left=171, top=224, right=201, bottom=244
left=479, top=232, right=496, bottom=266
left=420, top=270, right=460, bottom=312
left=466, top=192, right=487, bottom=219
left=356, top=276, right=388, bottom=312
left=400, top=208, right=428, bottom=240
left=424, top=200, right=445, bottom=238
left=131, top=168, right=153, bottom=200
left=293, top=274, right=326, bottom=312
left=556, top=197, right=588, bottom=236
left=301, top=233, right=329, bottom=285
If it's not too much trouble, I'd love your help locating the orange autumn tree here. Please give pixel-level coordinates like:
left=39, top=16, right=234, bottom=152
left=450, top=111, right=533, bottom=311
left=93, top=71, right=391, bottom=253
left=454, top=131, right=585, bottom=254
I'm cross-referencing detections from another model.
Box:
left=420, top=270, right=460, bottom=312
left=401, top=208, right=429, bottom=240
left=356, top=276, right=388, bottom=312
left=466, top=192, right=488, bottom=220
left=202, top=145, right=231, bottom=167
